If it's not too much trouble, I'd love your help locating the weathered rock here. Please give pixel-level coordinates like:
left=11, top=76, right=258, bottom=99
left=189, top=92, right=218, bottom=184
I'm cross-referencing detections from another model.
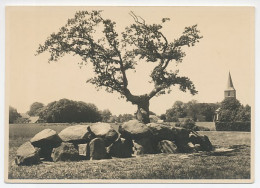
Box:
left=157, top=140, right=178, bottom=154
left=119, top=120, right=152, bottom=140
left=78, top=143, right=90, bottom=160
left=88, top=123, right=118, bottom=146
left=147, top=123, right=175, bottom=141
left=15, top=141, right=41, bottom=165
left=30, top=129, right=62, bottom=160
left=171, top=127, right=190, bottom=147
left=58, top=125, right=93, bottom=144
left=51, top=142, right=79, bottom=162
left=133, top=138, right=156, bottom=155
left=189, top=132, right=213, bottom=151
left=107, top=137, right=133, bottom=158
left=89, top=138, right=109, bottom=160
left=199, top=135, right=213, bottom=151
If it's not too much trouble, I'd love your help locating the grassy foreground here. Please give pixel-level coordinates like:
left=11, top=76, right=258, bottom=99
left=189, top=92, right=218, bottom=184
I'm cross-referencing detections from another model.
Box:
left=8, top=123, right=251, bottom=180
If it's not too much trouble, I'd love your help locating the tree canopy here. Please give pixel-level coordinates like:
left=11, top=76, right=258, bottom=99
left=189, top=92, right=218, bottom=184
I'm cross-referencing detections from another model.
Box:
left=36, top=10, right=202, bottom=123
left=39, top=98, right=101, bottom=123
left=9, top=106, right=21, bottom=124
left=28, top=102, right=44, bottom=116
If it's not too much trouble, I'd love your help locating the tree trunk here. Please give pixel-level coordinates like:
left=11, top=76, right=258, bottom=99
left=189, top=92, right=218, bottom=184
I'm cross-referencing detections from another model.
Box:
left=136, top=98, right=150, bottom=124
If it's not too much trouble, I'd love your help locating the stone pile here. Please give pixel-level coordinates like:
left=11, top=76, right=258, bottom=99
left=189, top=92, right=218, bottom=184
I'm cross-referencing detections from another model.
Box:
left=15, top=120, right=213, bottom=165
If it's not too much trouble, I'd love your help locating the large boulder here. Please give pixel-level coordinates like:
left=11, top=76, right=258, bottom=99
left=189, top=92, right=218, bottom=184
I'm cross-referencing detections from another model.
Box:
left=88, top=123, right=118, bottom=146
left=58, top=125, right=93, bottom=144
left=30, top=129, right=61, bottom=160
left=147, top=123, right=175, bottom=141
left=89, top=138, right=109, bottom=160
left=51, top=142, right=79, bottom=162
left=107, top=137, right=133, bottom=158
left=15, top=141, right=41, bottom=165
left=171, top=127, right=190, bottom=146
left=189, top=133, right=213, bottom=151
left=119, top=120, right=152, bottom=140
left=132, top=138, right=156, bottom=155
left=157, top=140, right=178, bottom=154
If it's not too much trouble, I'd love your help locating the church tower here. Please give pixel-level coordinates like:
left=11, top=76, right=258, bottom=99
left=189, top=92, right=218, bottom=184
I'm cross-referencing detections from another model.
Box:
left=224, top=72, right=236, bottom=99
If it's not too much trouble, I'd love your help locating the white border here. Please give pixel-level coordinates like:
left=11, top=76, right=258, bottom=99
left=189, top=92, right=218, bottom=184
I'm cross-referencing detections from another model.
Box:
left=0, top=0, right=259, bottom=187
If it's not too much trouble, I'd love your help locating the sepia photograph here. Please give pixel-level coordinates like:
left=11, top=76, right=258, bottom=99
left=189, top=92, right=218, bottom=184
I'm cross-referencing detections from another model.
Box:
left=4, top=6, right=254, bottom=183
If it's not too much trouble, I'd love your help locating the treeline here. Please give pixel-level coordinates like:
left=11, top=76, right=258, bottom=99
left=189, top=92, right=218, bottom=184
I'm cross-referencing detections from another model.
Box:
left=161, top=100, right=220, bottom=122
left=9, top=99, right=135, bottom=124
left=162, top=98, right=251, bottom=123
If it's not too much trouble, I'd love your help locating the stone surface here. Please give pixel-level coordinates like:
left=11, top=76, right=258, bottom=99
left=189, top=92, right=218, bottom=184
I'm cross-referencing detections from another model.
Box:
left=15, top=141, right=40, bottom=165
left=157, top=140, right=178, bottom=154
left=171, top=127, right=190, bottom=146
left=89, top=138, right=109, bottom=160
left=51, top=142, right=79, bottom=162
left=107, top=137, right=133, bottom=158
left=147, top=123, right=175, bottom=141
left=30, top=129, right=61, bottom=160
left=189, top=132, right=213, bottom=151
left=133, top=138, right=156, bottom=155
left=78, top=143, right=90, bottom=160
left=119, top=120, right=152, bottom=140
left=58, top=125, right=93, bottom=144
left=89, top=123, right=118, bottom=146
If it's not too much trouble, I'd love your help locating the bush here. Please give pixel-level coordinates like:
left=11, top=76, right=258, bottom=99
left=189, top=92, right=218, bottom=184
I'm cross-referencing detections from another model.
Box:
left=215, top=122, right=251, bottom=132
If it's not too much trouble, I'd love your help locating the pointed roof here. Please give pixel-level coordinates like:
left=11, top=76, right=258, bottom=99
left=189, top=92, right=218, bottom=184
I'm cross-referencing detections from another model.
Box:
left=226, top=71, right=235, bottom=91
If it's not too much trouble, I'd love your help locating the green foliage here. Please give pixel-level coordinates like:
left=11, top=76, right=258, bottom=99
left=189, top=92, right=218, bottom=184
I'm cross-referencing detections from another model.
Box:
left=215, top=122, right=251, bottom=132
left=36, top=10, right=202, bottom=122
left=28, top=102, right=44, bottom=116
left=165, top=100, right=219, bottom=122
left=9, top=106, right=21, bottom=124
left=39, top=98, right=102, bottom=123
left=218, top=98, right=251, bottom=122
left=100, top=109, right=112, bottom=123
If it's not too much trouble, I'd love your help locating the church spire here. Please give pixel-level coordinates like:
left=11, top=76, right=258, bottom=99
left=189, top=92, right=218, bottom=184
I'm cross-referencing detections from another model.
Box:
left=226, top=71, right=235, bottom=90
left=224, top=71, right=236, bottom=99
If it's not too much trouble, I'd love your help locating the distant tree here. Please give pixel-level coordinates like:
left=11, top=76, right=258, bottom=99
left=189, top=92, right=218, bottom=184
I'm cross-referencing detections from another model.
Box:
left=196, top=103, right=219, bottom=122
left=36, top=10, right=202, bottom=123
left=28, top=102, right=44, bottom=116
left=160, top=114, right=166, bottom=121
left=9, top=106, right=21, bottom=124
left=100, top=109, right=112, bottom=122
left=218, top=98, right=241, bottom=122
left=117, top=114, right=134, bottom=123
left=236, top=104, right=251, bottom=122
left=39, top=99, right=101, bottom=123
left=165, top=101, right=187, bottom=122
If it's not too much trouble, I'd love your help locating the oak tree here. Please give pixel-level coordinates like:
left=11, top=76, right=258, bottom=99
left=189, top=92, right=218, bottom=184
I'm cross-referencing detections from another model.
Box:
left=36, top=10, right=202, bottom=123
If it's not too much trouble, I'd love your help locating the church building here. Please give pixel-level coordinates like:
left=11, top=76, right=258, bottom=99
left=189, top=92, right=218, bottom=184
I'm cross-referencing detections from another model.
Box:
left=214, top=72, right=236, bottom=121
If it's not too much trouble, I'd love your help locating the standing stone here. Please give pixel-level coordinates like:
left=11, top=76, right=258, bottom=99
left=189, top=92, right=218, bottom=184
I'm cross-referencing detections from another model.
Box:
left=107, top=137, right=133, bottom=158
left=30, top=129, right=61, bottom=160
left=132, top=137, right=156, bottom=155
left=157, top=140, right=178, bottom=154
left=119, top=120, right=152, bottom=140
left=58, top=125, right=93, bottom=144
left=15, top=141, right=40, bottom=165
left=89, top=123, right=118, bottom=146
left=171, top=127, right=190, bottom=146
left=89, top=138, right=109, bottom=160
left=78, top=143, right=90, bottom=160
left=51, top=142, right=79, bottom=162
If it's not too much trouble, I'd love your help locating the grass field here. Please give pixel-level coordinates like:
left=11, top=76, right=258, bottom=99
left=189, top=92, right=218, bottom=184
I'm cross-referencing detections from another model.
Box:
left=7, top=123, right=251, bottom=180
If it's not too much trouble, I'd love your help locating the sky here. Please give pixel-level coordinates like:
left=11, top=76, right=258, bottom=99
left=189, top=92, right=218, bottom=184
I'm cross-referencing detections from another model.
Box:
left=6, top=6, right=254, bottom=115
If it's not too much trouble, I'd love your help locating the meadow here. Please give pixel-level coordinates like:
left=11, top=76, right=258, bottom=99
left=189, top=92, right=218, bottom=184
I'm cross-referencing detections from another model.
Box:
left=7, top=123, right=251, bottom=180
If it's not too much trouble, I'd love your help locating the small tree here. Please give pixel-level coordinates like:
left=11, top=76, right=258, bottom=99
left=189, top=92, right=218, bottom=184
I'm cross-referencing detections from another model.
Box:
left=218, top=98, right=241, bottom=122
left=9, top=106, right=21, bottom=124
left=28, top=102, right=44, bottom=116
left=100, top=109, right=112, bottom=122
left=36, top=10, right=202, bottom=123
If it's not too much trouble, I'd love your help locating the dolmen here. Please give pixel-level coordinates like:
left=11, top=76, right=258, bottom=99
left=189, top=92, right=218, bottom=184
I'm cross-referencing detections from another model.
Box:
left=14, top=120, right=213, bottom=165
